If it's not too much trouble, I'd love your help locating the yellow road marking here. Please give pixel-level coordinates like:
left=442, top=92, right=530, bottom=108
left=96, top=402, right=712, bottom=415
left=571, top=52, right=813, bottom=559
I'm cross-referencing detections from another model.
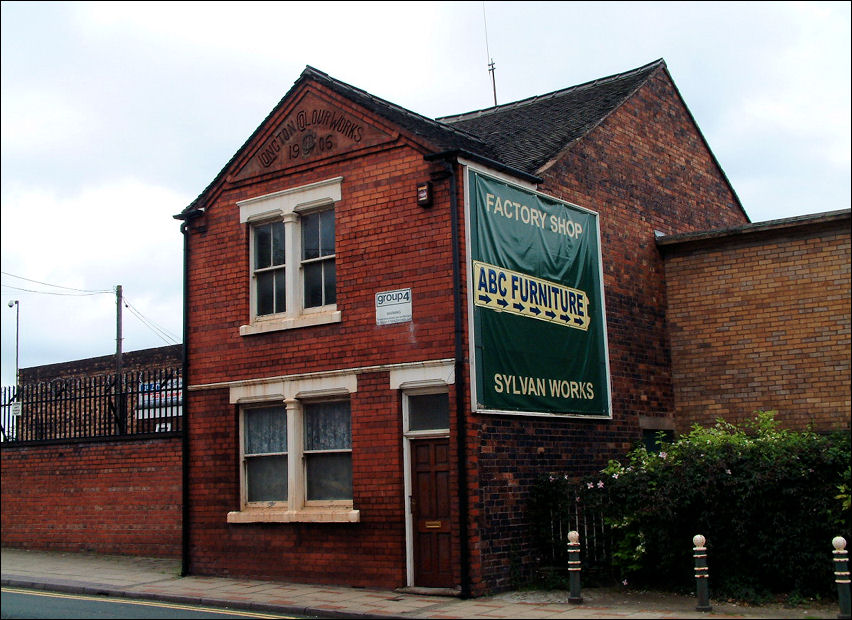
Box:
left=1, top=587, right=296, bottom=618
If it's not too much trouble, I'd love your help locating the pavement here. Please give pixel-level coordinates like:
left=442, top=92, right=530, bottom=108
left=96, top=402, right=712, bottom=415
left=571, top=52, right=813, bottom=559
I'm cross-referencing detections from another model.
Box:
left=0, top=547, right=841, bottom=619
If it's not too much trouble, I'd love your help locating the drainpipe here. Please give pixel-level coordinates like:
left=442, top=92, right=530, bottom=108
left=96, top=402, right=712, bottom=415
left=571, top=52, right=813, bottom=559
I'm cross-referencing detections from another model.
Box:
left=177, top=208, right=202, bottom=577
left=438, top=156, right=472, bottom=599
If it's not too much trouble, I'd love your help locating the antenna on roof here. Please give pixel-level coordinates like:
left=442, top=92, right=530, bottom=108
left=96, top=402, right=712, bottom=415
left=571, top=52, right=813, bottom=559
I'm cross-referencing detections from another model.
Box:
left=482, top=1, right=497, bottom=106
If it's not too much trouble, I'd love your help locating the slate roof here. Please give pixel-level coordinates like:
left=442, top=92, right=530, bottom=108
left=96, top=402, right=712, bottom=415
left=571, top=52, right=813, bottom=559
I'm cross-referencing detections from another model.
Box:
left=178, top=59, right=665, bottom=217
left=439, top=59, right=664, bottom=175
left=303, top=60, right=665, bottom=178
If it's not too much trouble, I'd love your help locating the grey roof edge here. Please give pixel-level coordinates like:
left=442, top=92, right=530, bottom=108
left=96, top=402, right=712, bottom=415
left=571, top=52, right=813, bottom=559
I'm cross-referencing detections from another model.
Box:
left=175, top=60, right=751, bottom=222
left=656, top=208, right=851, bottom=249
left=436, top=58, right=666, bottom=124
left=175, top=74, right=305, bottom=219
left=301, top=68, right=546, bottom=180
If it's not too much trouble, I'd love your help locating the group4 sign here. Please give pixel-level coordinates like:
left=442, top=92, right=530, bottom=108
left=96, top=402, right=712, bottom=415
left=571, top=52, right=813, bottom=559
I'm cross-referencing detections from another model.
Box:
left=468, top=169, right=611, bottom=417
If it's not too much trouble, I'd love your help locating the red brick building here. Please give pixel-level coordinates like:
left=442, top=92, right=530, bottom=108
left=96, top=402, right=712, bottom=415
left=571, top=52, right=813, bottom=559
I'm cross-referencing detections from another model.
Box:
left=17, top=344, right=182, bottom=384
left=175, top=59, right=751, bottom=594
left=5, top=344, right=183, bottom=441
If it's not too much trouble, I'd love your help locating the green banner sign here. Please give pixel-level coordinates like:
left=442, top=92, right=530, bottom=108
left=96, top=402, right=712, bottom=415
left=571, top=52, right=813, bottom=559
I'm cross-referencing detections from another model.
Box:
left=468, top=170, right=611, bottom=416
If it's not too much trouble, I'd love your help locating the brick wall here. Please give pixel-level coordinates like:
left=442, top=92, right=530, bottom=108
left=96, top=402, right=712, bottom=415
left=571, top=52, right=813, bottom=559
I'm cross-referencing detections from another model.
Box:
left=186, top=146, right=455, bottom=385
left=660, top=212, right=851, bottom=433
left=1, top=436, right=182, bottom=557
left=474, top=67, right=750, bottom=591
left=184, top=85, right=459, bottom=584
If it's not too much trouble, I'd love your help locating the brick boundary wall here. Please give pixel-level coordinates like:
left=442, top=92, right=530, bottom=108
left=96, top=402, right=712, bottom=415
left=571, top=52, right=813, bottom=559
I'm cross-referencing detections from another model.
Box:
left=1, top=436, right=182, bottom=557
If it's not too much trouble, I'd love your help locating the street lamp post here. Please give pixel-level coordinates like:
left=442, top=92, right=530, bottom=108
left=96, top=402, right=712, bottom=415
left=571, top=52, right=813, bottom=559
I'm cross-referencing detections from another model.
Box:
left=8, top=300, right=19, bottom=386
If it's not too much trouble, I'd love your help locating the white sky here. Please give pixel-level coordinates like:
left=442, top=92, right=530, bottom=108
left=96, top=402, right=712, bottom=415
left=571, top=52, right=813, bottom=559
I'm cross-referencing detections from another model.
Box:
left=1, top=1, right=850, bottom=385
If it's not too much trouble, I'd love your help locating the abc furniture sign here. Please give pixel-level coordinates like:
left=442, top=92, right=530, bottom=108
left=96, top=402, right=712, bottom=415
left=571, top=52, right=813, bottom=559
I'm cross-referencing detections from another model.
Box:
left=467, top=170, right=611, bottom=417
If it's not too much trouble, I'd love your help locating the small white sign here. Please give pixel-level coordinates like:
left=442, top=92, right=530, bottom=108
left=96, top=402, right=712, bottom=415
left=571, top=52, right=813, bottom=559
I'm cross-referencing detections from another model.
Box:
left=376, top=288, right=412, bottom=325
left=137, top=378, right=183, bottom=419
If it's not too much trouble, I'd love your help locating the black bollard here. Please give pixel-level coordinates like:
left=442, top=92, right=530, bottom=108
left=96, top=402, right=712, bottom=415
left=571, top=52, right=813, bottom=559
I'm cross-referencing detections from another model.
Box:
left=834, top=536, right=851, bottom=620
left=567, top=530, right=583, bottom=603
left=693, top=534, right=712, bottom=612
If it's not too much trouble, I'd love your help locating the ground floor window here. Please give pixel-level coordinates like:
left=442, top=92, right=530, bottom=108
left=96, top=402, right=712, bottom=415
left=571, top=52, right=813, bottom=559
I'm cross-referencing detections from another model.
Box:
left=304, top=400, right=352, bottom=501
left=244, top=405, right=288, bottom=503
left=235, top=398, right=353, bottom=518
left=406, top=392, right=450, bottom=432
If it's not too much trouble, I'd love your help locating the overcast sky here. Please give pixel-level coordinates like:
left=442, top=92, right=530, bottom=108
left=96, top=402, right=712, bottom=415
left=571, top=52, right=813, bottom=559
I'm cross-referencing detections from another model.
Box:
left=1, top=1, right=850, bottom=385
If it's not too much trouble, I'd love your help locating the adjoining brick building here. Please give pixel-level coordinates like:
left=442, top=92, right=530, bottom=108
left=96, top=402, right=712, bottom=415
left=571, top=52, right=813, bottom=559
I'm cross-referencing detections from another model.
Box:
left=659, top=210, right=851, bottom=434
left=6, top=344, right=183, bottom=441
left=17, top=344, right=182, bottom=384
left=173, top=58, right=772, bottom=595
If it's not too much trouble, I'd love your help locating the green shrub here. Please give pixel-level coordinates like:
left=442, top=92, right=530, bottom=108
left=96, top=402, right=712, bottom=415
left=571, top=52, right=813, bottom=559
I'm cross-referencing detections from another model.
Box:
left=529, top=412, right=850, bottom=600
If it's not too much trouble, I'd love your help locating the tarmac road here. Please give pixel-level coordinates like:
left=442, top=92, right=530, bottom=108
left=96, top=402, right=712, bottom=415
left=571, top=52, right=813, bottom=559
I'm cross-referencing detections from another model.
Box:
left=1, top=587, right=310, bottom=620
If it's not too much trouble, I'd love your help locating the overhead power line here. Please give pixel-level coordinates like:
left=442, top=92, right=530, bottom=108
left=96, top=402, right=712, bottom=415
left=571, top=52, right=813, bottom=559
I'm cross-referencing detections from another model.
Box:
left=1, top=284, right=109, bottom=297
left=124, top=297, right=180, bottom=345
left=1, top=271, right=112, bottom=295
left=1, top=271, right=180, bottom=347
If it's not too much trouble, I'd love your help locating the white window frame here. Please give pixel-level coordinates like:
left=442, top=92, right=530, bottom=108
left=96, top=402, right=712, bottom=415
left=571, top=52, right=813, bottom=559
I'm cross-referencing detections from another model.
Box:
left=239, top=402, right=289, bottom=509
left=298, top=206, right=337, bottom=314
left=227, top=373, right=359, bottom=524
left=238, top=177, right=343, bottom=336
left=301, top=398, right=353, bottom=507
left=251, top=220, right=288, bottom=317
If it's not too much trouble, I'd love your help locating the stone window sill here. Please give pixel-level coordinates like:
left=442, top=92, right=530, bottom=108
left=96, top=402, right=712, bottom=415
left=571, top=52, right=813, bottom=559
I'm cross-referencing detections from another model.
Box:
left=239, top=311, right=341, bottom=336
left=226, top=508, right=360, bottom=524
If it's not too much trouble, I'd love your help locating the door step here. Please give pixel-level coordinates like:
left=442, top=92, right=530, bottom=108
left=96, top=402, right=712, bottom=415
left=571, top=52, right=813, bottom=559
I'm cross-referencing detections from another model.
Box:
left=395, top=586, right=461, bottom=597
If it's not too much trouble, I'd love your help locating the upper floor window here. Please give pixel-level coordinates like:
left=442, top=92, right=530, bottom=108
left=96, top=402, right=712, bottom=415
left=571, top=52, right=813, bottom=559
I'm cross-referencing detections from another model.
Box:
left=238, top=178, right=343, bottom=335
left=301, top=209, right=335, bottom=309
left=253, top=221, right=286, bottom=317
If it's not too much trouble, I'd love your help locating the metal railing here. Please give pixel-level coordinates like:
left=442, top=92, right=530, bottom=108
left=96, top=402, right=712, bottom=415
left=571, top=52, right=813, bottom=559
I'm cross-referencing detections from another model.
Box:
left=1, top=367, right=182, bottom=444
left=539, top=502, right=613, bottom=582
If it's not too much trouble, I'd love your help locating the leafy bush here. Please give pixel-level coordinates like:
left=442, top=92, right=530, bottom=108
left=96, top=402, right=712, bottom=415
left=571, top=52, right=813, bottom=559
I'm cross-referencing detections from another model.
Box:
left=529, top=412, right=850, bottom=600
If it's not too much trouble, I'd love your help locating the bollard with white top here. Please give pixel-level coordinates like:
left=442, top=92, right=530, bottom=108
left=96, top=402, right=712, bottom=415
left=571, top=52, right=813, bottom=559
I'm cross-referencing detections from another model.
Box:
left=834, top=536, right=850, bottom=620
left=693, top=534, right=712, bottom=612
left=567, top=530, right=583, bottom=603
